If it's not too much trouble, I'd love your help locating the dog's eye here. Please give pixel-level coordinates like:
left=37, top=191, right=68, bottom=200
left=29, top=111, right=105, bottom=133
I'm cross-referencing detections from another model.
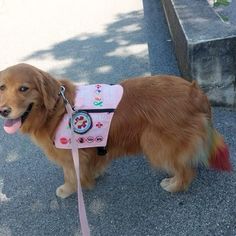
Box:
left=19, top=86, right=29, bottom=92
left=0, top=85, right=6, bottom=91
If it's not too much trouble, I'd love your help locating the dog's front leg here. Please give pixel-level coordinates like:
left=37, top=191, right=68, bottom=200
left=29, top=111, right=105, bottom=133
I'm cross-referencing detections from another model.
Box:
left=56, top=164, right=77, bottom=199
left=55, top=153, right=96, bottom=199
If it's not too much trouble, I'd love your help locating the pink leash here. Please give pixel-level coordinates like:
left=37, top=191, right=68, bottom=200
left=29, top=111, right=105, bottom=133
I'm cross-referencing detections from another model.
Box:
left=60, top=86, right=90, bottom=236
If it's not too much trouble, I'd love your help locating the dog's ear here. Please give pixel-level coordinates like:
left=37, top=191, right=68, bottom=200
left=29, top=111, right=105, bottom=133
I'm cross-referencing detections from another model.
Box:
left=34, top=69, right=60, bottom=111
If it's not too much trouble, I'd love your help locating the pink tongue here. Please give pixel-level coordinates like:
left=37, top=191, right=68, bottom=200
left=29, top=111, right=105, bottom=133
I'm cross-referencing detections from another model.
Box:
left=3, top=118, right=22, bottom=134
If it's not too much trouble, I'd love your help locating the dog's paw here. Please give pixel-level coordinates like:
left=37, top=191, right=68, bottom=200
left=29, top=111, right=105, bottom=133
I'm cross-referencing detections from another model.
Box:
left=160, top=177, right=171, bottom=188
left=56, top=184, right=75, bottom=199
left=160, top=177, right=177, bottom=192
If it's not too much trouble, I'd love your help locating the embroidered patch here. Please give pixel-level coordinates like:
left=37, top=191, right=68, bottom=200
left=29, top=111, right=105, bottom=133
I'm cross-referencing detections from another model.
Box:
left=96, top=122, right=103, bottom=128
left=60, top=137, right=69, bottom=144
left=70, top=111, right=92, bottom=134
left=93, top=84, right=103, bottom=107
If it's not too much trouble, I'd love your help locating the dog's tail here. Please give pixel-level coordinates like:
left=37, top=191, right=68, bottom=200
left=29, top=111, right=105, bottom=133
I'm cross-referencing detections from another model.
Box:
left=207, top=126, right=232, bottom=171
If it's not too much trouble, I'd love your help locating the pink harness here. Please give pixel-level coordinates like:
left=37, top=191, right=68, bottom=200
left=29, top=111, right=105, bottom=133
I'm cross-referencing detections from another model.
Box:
left=57, top=84, right=123, bottom=236
left=55, top=84, right=123, bottom=149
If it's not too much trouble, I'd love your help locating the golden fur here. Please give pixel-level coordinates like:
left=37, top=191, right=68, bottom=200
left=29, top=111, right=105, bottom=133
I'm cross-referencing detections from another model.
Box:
left=0, top=63, right=213, bottom=198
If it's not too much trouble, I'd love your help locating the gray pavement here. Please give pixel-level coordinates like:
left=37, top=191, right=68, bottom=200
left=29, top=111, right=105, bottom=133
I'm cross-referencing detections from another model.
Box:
left=0, top=0, right=236, bottom=236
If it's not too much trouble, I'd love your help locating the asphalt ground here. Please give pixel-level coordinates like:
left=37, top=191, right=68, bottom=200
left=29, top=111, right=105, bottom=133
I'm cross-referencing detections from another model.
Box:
left=0, top=0, right=236, bottom=235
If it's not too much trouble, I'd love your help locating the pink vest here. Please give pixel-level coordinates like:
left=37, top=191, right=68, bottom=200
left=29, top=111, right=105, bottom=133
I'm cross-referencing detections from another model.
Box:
left=54, top=84, right=123, bottom=149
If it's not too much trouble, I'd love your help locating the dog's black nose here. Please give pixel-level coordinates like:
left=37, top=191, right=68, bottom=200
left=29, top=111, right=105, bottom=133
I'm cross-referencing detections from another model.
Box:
left=0, top=107, right=12, bottom=117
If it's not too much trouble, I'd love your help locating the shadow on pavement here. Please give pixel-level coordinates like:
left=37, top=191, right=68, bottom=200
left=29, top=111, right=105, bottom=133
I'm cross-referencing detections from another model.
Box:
left=24, top=10, right=149, bottom=84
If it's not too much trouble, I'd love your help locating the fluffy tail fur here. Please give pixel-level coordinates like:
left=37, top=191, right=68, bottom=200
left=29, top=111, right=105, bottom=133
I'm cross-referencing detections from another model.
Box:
left=208, top=127, right=232, bottom=171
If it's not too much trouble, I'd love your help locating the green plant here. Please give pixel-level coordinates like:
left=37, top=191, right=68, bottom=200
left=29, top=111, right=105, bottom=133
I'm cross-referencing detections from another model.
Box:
left=213, top=0, right=230, bottom=7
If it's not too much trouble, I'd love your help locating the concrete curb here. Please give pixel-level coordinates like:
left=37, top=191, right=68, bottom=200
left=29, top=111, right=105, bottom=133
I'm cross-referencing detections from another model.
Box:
left=161, top=0, right=236, bottom=106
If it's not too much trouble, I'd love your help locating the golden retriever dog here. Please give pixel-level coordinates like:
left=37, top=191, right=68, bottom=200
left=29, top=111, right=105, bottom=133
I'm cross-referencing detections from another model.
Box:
left=0, top=63, right=231, bottom=198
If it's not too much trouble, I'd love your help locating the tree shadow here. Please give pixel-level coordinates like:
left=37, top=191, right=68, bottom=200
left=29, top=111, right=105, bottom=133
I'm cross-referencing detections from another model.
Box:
left=24, top=10, right=150, bottom=84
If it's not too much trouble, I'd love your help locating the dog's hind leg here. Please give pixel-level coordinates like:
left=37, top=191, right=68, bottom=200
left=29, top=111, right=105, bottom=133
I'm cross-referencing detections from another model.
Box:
left=140, top=127, right=196, bottom=192
left=159, top=167, right=196, bottom=192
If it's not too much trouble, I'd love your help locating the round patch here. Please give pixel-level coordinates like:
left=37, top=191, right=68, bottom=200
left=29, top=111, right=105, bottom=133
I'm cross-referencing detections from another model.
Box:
left=95, top=136, right=103, bottom=142
left=70, top=111, right=92, bottom=134
left=60, top=137, right=69, bottom=145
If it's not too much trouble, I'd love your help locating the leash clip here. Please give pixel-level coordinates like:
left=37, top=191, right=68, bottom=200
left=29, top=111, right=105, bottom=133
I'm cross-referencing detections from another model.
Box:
left=59, top=86, right=70, bottom=105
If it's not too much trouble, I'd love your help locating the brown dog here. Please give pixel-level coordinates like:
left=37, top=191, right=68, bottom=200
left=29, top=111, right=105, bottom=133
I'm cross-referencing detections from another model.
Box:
left=0, top=63, right=231, bottom=198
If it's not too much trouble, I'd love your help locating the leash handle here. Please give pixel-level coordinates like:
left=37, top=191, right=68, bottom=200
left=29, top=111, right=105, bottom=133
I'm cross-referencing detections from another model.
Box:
left=61, top=86, right=90, bottom=236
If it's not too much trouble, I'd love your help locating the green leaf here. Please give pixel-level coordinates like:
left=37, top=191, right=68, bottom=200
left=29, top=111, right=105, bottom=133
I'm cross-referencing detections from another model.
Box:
left=213, top=0, right=230, bottom=7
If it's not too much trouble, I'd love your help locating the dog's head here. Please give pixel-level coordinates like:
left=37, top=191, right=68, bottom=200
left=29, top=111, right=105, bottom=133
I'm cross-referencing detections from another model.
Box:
left=0, top=63, right=60, bottom=134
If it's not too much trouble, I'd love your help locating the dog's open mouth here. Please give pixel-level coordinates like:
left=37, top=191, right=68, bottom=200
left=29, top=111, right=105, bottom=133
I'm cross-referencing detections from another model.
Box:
left=3, top=103, right=33, bottom=134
